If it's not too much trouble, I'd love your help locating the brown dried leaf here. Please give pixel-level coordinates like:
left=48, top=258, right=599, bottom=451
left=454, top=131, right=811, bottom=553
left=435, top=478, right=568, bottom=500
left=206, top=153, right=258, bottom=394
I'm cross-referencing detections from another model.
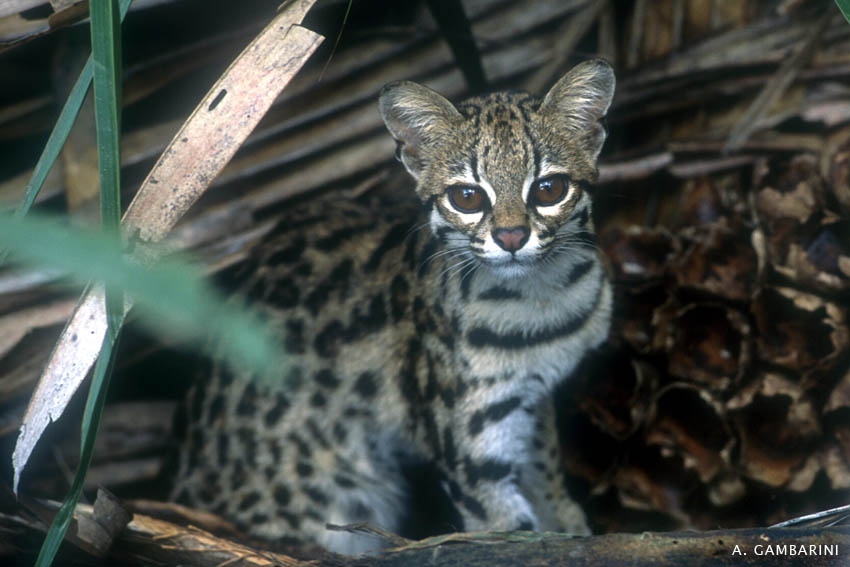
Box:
left=664, top=303, right=751, bottom=390
left=825, top=368, right=850, bottom=413
left=738, top=426, right=804, bottom=487
left=822, top=444, right=850, bottom=489
left=674, top=222, right=758, bottom=301
left=755, top=154, right=824, bottom=224
left=579, top=357, right=657, bottom=440
left=770, top=222, right=850, bottom=292
left=645, top=385, right=733, bottom=483
left=615, top=284, right=669, bottom=353
left=600, top=226, right=676, bottom=285
left=827, top=128, right=850, bottom=211
left=613, top=465, right=688, bottom=523
left=0, top=299, right=74, bottom=359
left=751, top=286, right=848, bottom=374
left=675, top=178, right=726, bottom=228
left=707, top=473, right=747, bottom=507
left=734, top=372, right=822, bottom=487
left=786, top=453, right=821, bottom=492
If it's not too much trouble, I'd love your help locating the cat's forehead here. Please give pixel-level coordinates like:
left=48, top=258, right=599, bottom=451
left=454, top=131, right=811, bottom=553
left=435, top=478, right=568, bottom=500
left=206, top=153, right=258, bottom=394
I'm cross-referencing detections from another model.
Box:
left=457, top=91, right=540, bottom=137
left=451, top=92, right=542, bottom=185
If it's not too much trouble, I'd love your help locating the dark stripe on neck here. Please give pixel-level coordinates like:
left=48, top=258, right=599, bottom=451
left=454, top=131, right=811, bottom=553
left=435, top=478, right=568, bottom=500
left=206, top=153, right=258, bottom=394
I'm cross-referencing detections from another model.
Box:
left=564, top=258, right=595, bottom=285
left=466, top=280, right=603, bottom=350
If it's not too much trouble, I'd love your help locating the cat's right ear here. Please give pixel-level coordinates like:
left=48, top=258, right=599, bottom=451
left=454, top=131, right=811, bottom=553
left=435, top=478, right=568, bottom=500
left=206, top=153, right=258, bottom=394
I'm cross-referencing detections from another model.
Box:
left=379, top=81, right=462, bottom=179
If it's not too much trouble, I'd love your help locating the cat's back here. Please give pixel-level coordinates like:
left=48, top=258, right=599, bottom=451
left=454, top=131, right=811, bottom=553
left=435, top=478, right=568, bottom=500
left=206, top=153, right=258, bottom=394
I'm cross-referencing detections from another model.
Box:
left=240, top=189, right=422, bottom=310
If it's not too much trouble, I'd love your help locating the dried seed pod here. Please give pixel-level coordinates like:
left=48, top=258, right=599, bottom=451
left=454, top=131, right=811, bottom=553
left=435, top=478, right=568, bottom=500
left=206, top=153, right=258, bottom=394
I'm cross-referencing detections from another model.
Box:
left=578, top=356, right=658, bottom=440
left=751, top=286, right=848, bottom=374
left=645, top=384, right=734, bottom=483
left=600, top=226, right=677, bottom=286
left=755, top=155, right=825, bottom=225
left=825, top=367, right=850, bottom=413
left=673, top=220, right=759, bottom=301
left=613, top=462, right=690, bottom=524
left=822, top=443, right=850, bottom=489
left=832, top=423, right=850, bottom=475
left=663, top=303, right=752, bottom=390
left=754, top=154, right=850, bottom=290
left=733, top=372, right=822, bottom=488
left=615, top=284, right=669, bottom=353
left=707, top=472, right=747, bottom=507
left=773, top=223, right=850, bottom=291
left=737, top=423, right=806, bottom=488
left=827, top=129, right=850, bottom=211
left=676, top=177, right=727, bottom=228
left=786, top=453, right=821, bottom=492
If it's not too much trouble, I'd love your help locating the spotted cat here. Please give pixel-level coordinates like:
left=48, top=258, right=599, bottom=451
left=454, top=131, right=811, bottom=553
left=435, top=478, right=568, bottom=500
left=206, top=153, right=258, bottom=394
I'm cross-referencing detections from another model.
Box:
left=172, top=58, right=615, bottom=554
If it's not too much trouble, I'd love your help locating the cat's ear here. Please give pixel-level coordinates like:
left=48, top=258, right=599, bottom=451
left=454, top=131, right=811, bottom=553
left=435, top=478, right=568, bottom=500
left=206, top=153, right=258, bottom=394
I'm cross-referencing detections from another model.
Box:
left=379, top=81, right=462, bottom=179
left=540, top=58, right=615, bottom=159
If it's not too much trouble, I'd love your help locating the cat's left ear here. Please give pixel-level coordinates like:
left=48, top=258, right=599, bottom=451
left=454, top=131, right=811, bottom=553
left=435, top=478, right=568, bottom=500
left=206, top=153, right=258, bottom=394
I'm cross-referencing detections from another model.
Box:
left=540, top=58, right=615, bottom=159
left=379, top=81, right=462, bottom=179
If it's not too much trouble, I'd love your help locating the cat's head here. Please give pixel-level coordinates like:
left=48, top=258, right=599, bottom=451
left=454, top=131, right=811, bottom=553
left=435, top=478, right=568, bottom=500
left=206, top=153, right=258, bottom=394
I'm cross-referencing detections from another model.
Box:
left=379, top=59, right=615, bottom=279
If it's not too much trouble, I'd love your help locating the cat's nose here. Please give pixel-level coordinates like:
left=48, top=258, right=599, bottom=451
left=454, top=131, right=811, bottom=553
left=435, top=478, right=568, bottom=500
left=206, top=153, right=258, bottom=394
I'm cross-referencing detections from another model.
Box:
left=492, top=226, right=530, bottom=252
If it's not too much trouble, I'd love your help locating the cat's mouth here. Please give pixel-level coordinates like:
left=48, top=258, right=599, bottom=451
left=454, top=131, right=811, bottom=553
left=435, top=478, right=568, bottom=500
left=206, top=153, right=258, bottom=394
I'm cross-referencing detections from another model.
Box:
left=480, top=253, right=539, bottom=278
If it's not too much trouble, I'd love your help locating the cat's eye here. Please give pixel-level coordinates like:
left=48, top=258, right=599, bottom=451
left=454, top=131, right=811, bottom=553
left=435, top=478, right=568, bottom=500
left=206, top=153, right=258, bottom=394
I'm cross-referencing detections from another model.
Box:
left=531, top=175, right=569, bottom=207
left=447, top=185, right=487, bottom=213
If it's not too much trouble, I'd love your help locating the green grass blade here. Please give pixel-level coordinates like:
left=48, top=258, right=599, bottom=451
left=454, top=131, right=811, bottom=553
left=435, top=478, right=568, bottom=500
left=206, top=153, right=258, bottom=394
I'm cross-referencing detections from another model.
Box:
left=91, top=0, right=123, bottom=239
left=11, top=0, right=132, bottom=221
left=0, top=213, right=279, bottom=376
left=837, top=0, right=850, bottom=25
left=33, top=326, right=122, bottom=567
left=34, top=2, right=127, bottom=563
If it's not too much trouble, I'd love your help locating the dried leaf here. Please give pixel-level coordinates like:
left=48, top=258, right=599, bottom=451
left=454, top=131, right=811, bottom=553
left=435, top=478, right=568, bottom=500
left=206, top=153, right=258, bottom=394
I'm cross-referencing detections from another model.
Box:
left=579, top=357, right=656, bottom=439
left=751, top=286, right=848, bottom=374
left=823, top=444, right=850, bottom=489
left=734, top=372, right=821, bottom=487
left=664, top=303, right=751, bottom=389
left=0, top=299, right=75, bottom=359
left=707, top=473, right=747, bottom=507
left=755, top=155, right=824, bottom=224
left=601, top=226, right=676, bottom=284
left=616, top=284, right=669, bottom=353
left=674, top=222, right=758, bottom=301
left=646, top=385, right=733, bottom=482
left=825, top=368, right=850, bottom=413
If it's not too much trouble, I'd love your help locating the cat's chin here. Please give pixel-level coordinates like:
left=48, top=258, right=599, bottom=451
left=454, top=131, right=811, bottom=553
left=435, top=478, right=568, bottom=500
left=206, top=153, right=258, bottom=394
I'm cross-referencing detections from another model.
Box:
left=483, top=257, right=538, bottom=280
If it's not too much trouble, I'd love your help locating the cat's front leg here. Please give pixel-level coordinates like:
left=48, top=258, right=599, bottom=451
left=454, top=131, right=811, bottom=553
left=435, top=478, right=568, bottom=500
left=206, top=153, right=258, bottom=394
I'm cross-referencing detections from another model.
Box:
left=519, top=397, right=591, bottom=535
left=450, top=454, right=541, bottom=532
left=440, top=399, right=544, bottom=532
left=440, top=395, right=590, bottom=535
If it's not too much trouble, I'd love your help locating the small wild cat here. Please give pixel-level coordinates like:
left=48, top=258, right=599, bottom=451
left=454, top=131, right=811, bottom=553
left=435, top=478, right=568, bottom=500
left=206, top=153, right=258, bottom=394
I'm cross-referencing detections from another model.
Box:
left=172, top=58, right=615, bottom=554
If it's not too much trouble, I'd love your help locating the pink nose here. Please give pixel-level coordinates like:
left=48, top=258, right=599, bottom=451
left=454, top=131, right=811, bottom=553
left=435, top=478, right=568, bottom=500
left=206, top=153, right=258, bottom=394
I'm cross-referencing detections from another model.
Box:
left=492, top=227, right=530, bottom=252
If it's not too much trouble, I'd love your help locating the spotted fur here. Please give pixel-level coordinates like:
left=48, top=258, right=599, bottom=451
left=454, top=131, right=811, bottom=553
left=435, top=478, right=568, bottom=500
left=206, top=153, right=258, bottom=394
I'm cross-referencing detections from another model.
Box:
left=172, top=59, right=615, bottom=554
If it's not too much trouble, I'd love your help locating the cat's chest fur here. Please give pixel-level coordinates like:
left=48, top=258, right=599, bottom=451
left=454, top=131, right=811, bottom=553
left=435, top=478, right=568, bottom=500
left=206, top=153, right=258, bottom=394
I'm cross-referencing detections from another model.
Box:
left=173, top=59, right=615, bottom=554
